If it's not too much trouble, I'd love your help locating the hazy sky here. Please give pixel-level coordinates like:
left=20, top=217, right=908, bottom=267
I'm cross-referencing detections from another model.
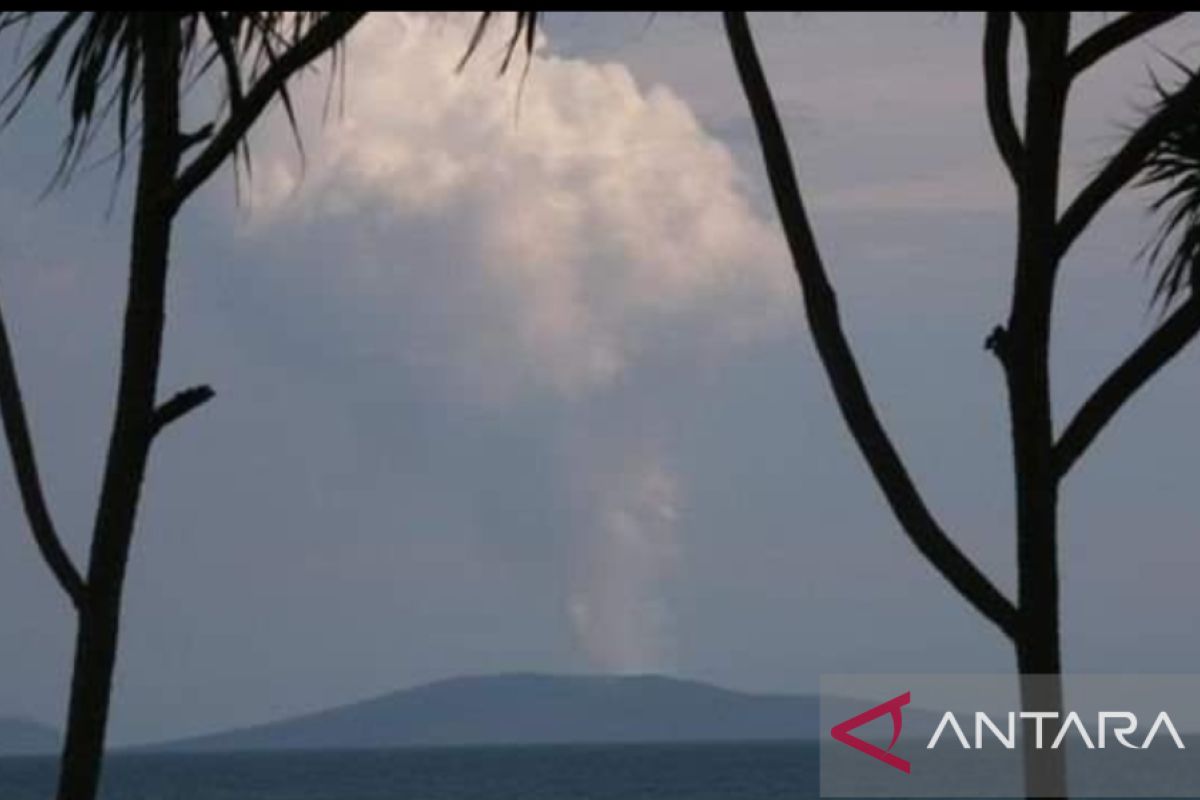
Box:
left=1, top=13, right=1198, bottom=745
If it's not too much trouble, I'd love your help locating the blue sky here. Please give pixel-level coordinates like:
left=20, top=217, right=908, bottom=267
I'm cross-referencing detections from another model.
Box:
left=1, top=12, right=1198, bottom=744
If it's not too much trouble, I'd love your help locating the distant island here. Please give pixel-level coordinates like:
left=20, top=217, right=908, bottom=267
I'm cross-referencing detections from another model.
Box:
left=153, top=673, right=820, bottom=752
left=0, top=674, right=824, bottom=757
left=0, top=716, right=59, bottom=756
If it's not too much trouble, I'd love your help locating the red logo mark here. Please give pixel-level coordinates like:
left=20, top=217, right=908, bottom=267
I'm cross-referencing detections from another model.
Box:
left=830, top=691, right=911, bottom=774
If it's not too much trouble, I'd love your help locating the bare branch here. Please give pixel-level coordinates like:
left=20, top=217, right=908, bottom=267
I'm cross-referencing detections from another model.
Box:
left=1058, top=70, right=1200, bottom=257
left=722, top=12, right=1018, bottom=640
left=1067, top=12, right=1184, bottom=78
left=151, top=385, right=215, bottom=438
left=984, top=12, right=1023, bottom=183
left=173, top=11, right=365, bottom=205
left=1055, top=296, right=1200, bottom=479
left=0, top=292, right=85, bottom=607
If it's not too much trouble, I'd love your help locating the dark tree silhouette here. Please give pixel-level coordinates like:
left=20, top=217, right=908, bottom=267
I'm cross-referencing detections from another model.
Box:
left=721, top=10, right=1199, bottom=798
left=474, top=10, right=1200, bottom=798
left=0, top=12, right=363, bottom=800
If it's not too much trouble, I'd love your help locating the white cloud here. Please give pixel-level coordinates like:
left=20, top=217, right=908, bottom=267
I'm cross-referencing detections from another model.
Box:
left=229, top=13, right=795, bottom=674
left=244, top=12, right=790, bottom=398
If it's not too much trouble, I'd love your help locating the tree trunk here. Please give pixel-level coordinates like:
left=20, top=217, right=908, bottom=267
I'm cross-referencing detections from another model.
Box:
left=55, top=597, right=122, bottom=800
left=1009, top=270, right=1066, bottom=799
left=1007, top=13, right=1070, bottom=799
left=54, top=15, right=181, bottom=800
left=1017, top=639, right=1066, bottom=798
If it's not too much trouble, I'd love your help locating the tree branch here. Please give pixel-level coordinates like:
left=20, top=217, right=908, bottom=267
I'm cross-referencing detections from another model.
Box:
left=722, top=11, right=1018, bottom=640
left=984, top=12, right=1023, bottom=184
left=173, top=11, right=366, bottom=205
left=0, top=292, right=85, bottom=607
left=151, top=385, right=215, bottom=438
left=1055, top=296, right=1200, bottom=479
left=1066, top=12, right=1184, bottom=78
left=1057, top=70, right=1200, bottom=257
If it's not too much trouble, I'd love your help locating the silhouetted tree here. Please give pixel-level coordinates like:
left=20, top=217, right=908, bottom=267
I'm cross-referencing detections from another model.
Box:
left=722, top=10, right=1199, bottom=798
left=478, top=11, right=1200, bottom=798
left=0, top=12, right=363, bottom=800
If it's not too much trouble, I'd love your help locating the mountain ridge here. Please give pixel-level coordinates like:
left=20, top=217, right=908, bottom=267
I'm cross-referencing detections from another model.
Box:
left=151, top=672, right=820, bottom=752
left=0, top=716, right=59, bottom=755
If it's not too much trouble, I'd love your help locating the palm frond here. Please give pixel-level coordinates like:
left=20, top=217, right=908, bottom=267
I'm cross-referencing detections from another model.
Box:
left=1138, top=62, right=1200, bottom=305
left=0, top=12, right=345, bottom=187
left=459, top=12, right=539, bottom=74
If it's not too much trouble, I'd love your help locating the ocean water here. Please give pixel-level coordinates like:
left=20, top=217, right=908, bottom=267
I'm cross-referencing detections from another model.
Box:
left=0, top=741, right=817, bottom=800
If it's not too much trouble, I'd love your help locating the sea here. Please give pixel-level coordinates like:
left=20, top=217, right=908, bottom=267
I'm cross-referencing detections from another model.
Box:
left=0, top=741, right=818, bottom=800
